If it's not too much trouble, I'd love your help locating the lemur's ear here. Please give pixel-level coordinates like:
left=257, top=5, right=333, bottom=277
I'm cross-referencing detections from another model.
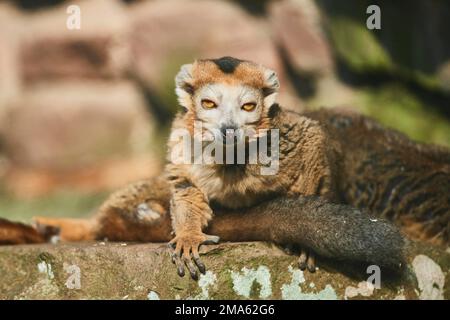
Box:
left=175, top=63, right=194, bottom=110
left=262, top=68, right=280, bottom=107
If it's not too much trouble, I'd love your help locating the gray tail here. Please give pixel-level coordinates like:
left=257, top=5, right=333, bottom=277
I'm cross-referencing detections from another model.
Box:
left=269, top=197, right=407, bottom=270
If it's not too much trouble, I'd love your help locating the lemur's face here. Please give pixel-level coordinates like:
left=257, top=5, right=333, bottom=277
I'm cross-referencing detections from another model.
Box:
left=175, top=57, right=280, bottom=141
left=193, top=83, right=263, bottom=134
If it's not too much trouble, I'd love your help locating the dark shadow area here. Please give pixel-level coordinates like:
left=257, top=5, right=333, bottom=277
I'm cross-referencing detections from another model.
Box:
left=316, top=0, right=450, bottom=119
left=230, top=0, right=270, bottom=16
left=317, top=255, right=409, bottom=287
left=277, top=46, right=317, bottom=99
left=129, top=74, right=175, bottom=128
left=275, top=243, right=408, bottom=286
left=10, top=0, right=67, bottom=10
left=335, top=57, right=450, bottom=119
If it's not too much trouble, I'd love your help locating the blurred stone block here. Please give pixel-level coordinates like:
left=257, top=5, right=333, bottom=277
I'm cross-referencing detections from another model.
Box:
left=129, top=0, right=281, bottom=87
left=127, top=0, right=302, bottom=110
left=269, top=0, right=333, bottom=76
left=19, top=0, right=130, bottom=84
left=2, top=81, right=154, bottom=170
left=4, top=155, right=162, bottom=198
left=0, top=4, right=22, bottom=130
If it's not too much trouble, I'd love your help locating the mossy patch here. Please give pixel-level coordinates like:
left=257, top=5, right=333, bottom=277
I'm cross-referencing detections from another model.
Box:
left=327, top=16, right=392, bottom=72
left=356, top=84, right=450, bottom=148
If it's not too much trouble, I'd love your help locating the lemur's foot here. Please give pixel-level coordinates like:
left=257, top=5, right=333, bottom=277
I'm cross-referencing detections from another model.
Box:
left=298, top=249, right=316, bottom=273
left=168, top=232, right=220, bottom=280
left=281, top=244, right=316, bottom=273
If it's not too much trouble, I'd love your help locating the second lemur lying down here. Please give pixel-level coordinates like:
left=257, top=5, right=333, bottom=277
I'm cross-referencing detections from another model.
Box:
left=7, top=176, right=406, bottom=279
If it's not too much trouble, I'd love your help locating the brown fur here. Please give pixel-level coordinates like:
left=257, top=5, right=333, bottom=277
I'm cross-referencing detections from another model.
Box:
left=0, top=218, right=57, bottom=244
left=166, top=58, right=337, bottom=264
left=28, top=176, right=405, bottom=270
left=1, top=59, right=447, bottom=275
left=22, top=108, right=447, bottom=248
left=306, top=108, right=450, bottom=245
left=163, top=105, right=339, bottom=273
left=189, top=58, right=268, bottom=90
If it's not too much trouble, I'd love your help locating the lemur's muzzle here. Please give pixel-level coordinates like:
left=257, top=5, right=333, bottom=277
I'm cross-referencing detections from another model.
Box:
left=220, top=125, right=238, bottom=144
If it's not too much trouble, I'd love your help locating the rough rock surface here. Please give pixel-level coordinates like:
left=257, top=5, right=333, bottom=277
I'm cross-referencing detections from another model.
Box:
left=0, top=4, right=21, bottom=128
left=19, top=0, right=130, bottom=84
left=0, top=241, right=448, bottom=300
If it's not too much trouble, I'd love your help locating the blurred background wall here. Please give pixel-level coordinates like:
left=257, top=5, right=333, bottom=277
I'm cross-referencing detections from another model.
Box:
left=0, top=0, right=449, bottom=221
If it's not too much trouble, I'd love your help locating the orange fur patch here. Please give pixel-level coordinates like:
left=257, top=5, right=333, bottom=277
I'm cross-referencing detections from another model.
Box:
left=190, top=60, right=266, bottom=89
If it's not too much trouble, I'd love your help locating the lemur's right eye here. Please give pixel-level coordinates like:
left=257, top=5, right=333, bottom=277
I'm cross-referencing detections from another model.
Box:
left=201, top=99, right=217, bottom=109
left=241, top=102, right=256, bottom=112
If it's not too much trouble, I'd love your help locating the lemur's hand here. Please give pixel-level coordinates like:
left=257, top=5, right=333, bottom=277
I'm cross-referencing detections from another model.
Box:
left=168, top=231, right=220, bottom=280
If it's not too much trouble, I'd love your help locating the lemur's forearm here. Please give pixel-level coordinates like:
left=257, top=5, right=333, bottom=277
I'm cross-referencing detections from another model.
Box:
left=171, top=182, right=212, bottom=233
left=165, top=163, right=213, bottom=235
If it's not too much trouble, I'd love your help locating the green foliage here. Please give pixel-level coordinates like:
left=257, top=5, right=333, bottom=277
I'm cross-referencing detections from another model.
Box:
left=0, top=189, right=108, bottom=222
left=357, top=84, right=450, bottom=147
left=156, top=51, right=199, bottom=116
left=328, top=16, right=392, bottom=72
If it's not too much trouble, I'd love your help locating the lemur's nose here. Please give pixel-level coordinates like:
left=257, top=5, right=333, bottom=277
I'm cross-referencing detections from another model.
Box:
left=220, top=124, right=238, bottom=138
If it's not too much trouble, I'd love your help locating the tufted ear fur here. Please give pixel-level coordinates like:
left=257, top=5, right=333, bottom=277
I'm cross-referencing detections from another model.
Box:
left=175, top=63, right=194, bottom=110
left=262, top=68, right=280, bottom=107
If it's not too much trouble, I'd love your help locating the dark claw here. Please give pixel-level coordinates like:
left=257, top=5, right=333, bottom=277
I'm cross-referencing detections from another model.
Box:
left=298, top=252, right=308, bottom=271
left=167, top=243, right=185, bottom=277
left=307, top=264, right=316, bottom=273
left=193, top=256, right=206, bottom=274
left=184, top=258, right=198, bottom=280
left=307, top=255, right=316, bottom=273
left=177, top=265, right=185, bottom=277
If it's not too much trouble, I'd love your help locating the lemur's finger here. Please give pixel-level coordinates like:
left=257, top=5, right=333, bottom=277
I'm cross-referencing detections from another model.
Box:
left=183, top=253, right=198, bottom=280
left=167, top=243, right=177, bottom=264
left=172, top=253, right=184, bottom=277
left=202, top=234, right=220, bottom=245
left=307, top=254, right=316, bottom=273
left=168, top=237, right=178, bottom=248
left=191, top=247, right=205, bottom=274
left=176, top=259, right=185, bottom=277
left=168, top=241, right=185, bottom=277
left=298, top=250, right=308, bottom=270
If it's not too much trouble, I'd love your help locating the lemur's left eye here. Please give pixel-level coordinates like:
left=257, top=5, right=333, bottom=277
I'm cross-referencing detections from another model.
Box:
left=241, top=102, right=256, bottom=112
left=201, top=99, right=217, bottom=109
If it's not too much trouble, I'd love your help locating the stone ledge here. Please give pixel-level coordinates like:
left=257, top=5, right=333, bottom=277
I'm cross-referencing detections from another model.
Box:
left=0, top=241, right=448, bottom=300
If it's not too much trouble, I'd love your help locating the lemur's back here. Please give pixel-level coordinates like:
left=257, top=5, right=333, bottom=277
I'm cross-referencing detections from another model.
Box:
left=306, top=108, right=450, bottom=245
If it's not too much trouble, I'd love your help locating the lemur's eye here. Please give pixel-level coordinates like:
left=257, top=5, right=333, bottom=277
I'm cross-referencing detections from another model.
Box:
left=241, top=102, right=256, bottom=112
left=201, top=99, right=217, bottom=109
